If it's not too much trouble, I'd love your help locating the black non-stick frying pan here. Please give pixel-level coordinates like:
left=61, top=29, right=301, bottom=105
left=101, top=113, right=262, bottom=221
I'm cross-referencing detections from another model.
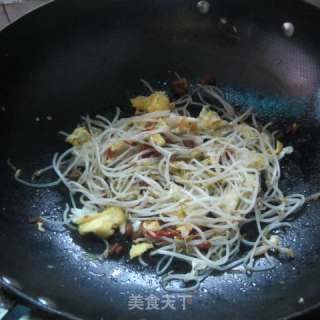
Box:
left=1, top=0, right=320, bottom=319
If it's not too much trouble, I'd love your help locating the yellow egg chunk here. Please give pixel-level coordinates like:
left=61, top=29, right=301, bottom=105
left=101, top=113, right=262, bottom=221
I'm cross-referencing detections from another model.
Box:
left=248, top=152, right=266, bottom=170
left=237, top=124, right=258, bottom=140
left=165, top=115, right=198, bottom=134
left=131, top=92, right=171, bottom=113
left=176, top=224, right=193, bottom=238
left=177, top=117, right=198, bottom=133
left=142, top=220, right=161, bottom=232
left=275, top=140, right=284, bottom=155
left=79, top=220, right=115, bottom=238
left=110, top=141, right=128, bottom=155
left=66, top=127, right=91, bottom=146
left=241, top=150, right=266, bottom=170
left=198, top=107, right=228, bottom=130
left=129, top=242, right=154, bottom=259
left=175, top=209, right=186, bottom=219
left=155, top=118, right=169, bottom=130
left=149, top=133, right=166, bottom=146
left=167, top=209, right=186, bottom=219
left=75, top=207, right=127, bottom=238
left=130, top=96, right=147, bottom=110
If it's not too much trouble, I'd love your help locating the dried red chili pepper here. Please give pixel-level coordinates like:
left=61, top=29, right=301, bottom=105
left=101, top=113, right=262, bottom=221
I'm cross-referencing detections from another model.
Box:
left=109, top=243, right=124, bottom=256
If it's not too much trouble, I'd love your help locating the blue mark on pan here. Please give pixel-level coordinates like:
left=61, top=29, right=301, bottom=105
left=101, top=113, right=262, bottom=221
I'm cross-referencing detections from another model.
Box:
left=314, top=88, right=320, bottom=121
left=220, top=87, right=313, bottom=120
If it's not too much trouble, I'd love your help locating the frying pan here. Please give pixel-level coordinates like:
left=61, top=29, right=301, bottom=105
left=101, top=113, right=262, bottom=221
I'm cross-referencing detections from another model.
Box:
left=1, top=0, right=320, bottom=319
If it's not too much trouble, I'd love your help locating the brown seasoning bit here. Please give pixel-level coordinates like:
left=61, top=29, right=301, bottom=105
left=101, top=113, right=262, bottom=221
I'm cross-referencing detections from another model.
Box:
left=200, top=74, right=216, bottom=86
left=125, top=223, right=133, bottom=238
left=171, top=78, right=189, bottom=97
left=132, top=224, right=144, bottom=240
left=68, top=168, right=82, bottom=181
left=27, top=216, right=43, bottom=224
left=287, top=122, right=300, bottom=135
left=183, top=140, right=196, bottom=148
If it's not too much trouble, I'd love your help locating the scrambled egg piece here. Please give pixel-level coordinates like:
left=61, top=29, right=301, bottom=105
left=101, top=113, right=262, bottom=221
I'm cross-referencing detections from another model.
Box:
left=198, top=107, right=228, bottom=130
left=168, top=208, right=186, bottom=219
left=176, top=224, right=192, bottom=238
left=237, top=124, right=258, bottom=140
left=191, top=149, right=203, bottom=159
left=155, top=118, right=169, bottom=130
left=66, top=127, right=91, bottom=146
left=143, top=220, right=161, bottom=232
left=176, top=117, right=198, bottom=133
left=249, top=153, right=265, bottom=170
left=149, top=133, right=166, bottom=147
left=275, top=140, right=283, bottom=155
left=129, top=242, right=154, bottom=259
left=241, top=150, right=266, bottom=170
left=286, top=248, right=295, bottom=258
left=110, top=141, right=127, bottom=155
left=166, top=115, right=198, bottom=134
left=131, top=92, right=171, bottom=113
left=75, top=207, right=127, bottom=238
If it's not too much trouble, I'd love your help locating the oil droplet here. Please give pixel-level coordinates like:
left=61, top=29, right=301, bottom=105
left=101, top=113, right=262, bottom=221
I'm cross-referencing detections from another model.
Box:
left=282, top=22, right=295, bottom=37
left=197, top=1, right=210, bottom=14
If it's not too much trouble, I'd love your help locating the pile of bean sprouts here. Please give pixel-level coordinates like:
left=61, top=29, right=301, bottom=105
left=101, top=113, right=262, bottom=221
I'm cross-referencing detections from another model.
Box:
left=14, top=83, right=305, bottom=292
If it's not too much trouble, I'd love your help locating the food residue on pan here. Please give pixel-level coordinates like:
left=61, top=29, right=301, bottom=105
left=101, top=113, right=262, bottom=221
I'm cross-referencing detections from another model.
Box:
left=11, top=78, right=314, bottom=292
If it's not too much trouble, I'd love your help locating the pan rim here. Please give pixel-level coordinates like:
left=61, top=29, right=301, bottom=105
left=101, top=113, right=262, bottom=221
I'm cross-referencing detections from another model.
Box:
left=0, top=279, right=82, bottom=320
left=1, top=276, right=320, bottom=320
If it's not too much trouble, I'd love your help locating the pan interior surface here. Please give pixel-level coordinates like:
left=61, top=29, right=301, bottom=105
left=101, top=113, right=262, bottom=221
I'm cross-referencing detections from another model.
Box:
left=1, top=0, right=320, bottom=319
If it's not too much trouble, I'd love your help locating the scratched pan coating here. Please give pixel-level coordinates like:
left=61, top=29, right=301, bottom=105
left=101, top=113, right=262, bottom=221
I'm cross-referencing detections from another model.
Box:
left=1, top=0, right=320, bottom=319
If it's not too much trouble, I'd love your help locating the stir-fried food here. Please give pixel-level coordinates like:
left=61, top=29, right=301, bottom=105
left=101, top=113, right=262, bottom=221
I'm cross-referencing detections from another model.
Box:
left=13, top=82, right=305, bottom=291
